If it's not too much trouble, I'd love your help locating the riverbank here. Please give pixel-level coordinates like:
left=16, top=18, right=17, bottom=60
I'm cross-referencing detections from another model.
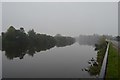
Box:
left=88, top=37, right=108, bottom=76
left=105, top=43, right=119, bottom=79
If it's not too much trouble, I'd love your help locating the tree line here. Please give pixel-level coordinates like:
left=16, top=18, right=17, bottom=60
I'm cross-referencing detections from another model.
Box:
left=77, top=34, right=101, bottom=46
left=2, top=26, right=75, bottom=59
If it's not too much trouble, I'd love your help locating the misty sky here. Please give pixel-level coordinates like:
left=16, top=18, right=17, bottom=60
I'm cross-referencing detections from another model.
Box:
left=2, top=2, right=118, bottom=36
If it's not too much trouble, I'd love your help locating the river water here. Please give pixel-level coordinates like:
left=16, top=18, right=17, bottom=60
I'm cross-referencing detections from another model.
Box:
left=2, top=42, right=97, bottom=78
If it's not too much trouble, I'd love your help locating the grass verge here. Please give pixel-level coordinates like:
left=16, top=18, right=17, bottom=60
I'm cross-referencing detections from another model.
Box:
left=105, top=43, right=119, bottom=79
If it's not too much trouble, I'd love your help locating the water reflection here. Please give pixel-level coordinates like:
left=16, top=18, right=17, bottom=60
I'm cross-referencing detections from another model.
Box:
left=2, top=42, right=97, bottom=78
left=2, top=41, right=75, bottom=60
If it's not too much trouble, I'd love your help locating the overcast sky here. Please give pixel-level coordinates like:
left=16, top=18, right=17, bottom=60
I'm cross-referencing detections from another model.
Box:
left=2, top=2, right=118, bottom=36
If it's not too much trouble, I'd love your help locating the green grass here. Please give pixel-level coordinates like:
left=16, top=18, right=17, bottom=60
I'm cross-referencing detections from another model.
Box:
left=105, top=43, right=119, bottom=79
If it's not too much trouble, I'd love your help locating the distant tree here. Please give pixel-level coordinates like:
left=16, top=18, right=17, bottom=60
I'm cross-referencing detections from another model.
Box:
left=27, top=29, right=37, bottom=47
left=95, top=36, right=107, bottom=51
left=2, top=26, right=28, bottom=51
left=20, top=27, right=25, bottom=33
left=55, top=34, right=62, bottom=37
left=78, top=34, right=101, bottom=46
left=28, top=29, right=36, bottom=37
left=54, top=34, right=75, bottom=47
left=7, top=26, right=16, bottom=32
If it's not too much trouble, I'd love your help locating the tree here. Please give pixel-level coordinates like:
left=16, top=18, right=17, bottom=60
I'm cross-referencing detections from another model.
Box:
left=7, top=26, right=16, bottom=32
left=54, top=34, right=75, bottom=47
left=2, top=26, right=75, bottom=59
left=55, top=34, right=62, bottom=37
left=20, top=27, right=25, bottom=33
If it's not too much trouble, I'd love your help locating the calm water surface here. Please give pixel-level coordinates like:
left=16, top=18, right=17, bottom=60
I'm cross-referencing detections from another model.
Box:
left=2, top=42, right=97, bottom=78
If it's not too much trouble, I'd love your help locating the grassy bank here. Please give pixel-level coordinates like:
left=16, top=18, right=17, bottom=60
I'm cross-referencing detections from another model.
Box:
left=88, top=37, right=107, bottom=76
left=88, top=47, right=107, bottom=76
left=105, top=43, right=119, bottom=79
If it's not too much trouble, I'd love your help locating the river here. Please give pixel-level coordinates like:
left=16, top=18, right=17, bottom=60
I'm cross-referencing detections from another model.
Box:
left=2, top=42, right=97, bottom=78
